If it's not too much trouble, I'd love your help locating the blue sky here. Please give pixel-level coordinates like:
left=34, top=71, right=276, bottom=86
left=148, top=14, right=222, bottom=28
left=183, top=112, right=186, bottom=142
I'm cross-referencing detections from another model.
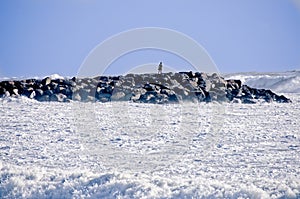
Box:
left=1, top=0, right=300, bottom=77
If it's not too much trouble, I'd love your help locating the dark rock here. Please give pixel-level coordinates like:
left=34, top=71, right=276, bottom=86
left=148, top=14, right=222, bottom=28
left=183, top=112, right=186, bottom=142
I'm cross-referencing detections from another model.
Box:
left=226, top=88, right=240, bottom=101
left=144, top=83, right=155, bottom=91
left=226, top=79, right=242, bottom=90
left=275, top=95, right=292, bottom=103
left=50, top=93, right=67, bottom=102
left=241, top=98, right=256, bottom=104
left=95, top=83, right=113, bottom=102
left=42, top=85, right=51, bottom=91
left=60, top=87, right=73, bottom=99
left=52, top=78, right=65, bottom=85
left=110, top=76, right=120, bottom=81
left=44, top=89, right=53, bottom=96
left=179, top=71, right=194, bottom=78
left=54, top=85, right=64, bottom=94
left=97, top=82, right=107, bottom=88
left=111, top=91, right=126, bottom=101
left=95, top=93, right=111, bottom=102
left=21, top=87, right=33, bottom=97
left=195, top=88, right=207, bottom=102
left=37, top=95, right=50, bottom=102
left=108, top=81, right=115, bottom=86
left=0, top=87, right=6, bottom=96
left=76, top=89, right=91, bottom=101
left=25, top=79, right=36, bottom=84
left=12, top=88, right=19, bottom=96
left=35, top=89, right=44, bottom=98
left=204, top=91, right=212, bottom=102
left=99, top=76, right=109, bottom=82
left=1, top=81, right=15, bottom=96
left=168, top=93, right=179, bottom=103
left=29, top=91, right=36, bottom=99
left=194, top=72, right=202, bottom=78
left=42, top=77, right=51, bottom=86
left=50, top=82, right=59, bottom=91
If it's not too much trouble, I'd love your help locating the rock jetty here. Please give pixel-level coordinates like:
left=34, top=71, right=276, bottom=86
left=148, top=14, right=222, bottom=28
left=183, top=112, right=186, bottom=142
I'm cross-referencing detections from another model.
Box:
left=0, top=72, right=291, bottom=103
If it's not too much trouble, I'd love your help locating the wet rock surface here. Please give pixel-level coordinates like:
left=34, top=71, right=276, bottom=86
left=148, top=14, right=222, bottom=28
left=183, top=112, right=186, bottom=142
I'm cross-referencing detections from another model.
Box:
left=0, top=72, right=292, bottom=103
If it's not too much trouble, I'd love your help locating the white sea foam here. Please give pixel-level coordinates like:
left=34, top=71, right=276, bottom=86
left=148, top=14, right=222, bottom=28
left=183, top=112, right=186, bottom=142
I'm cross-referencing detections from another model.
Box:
left=1, top=93, right=300, bottom=198
left=225, top=70, right=300, bottom=93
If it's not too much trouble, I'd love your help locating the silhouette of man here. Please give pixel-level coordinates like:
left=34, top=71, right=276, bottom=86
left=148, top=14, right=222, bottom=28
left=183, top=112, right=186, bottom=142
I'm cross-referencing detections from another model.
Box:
left=158, top=62, right=163, bottom=74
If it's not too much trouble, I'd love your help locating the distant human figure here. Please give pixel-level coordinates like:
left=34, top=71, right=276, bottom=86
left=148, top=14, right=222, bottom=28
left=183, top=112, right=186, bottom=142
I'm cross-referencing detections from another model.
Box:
left=158, top=62, right=163, bottom=74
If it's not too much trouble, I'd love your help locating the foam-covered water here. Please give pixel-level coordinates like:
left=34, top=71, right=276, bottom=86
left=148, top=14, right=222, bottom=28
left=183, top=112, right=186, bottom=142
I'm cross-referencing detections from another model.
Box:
left=1, top=92, right=300, bottom=198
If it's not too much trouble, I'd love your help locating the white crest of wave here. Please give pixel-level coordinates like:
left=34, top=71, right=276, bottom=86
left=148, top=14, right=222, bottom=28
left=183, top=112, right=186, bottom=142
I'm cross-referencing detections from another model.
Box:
left=225, top=70, right=300, bottom=93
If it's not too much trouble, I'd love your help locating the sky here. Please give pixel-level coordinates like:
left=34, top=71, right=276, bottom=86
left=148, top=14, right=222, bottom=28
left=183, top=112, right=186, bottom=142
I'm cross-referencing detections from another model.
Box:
left=0, top=0, right=300, bottom=77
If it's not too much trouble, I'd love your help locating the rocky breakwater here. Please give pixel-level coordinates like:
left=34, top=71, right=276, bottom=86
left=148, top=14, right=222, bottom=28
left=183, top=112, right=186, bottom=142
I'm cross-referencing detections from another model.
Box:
left=0, top=72, right=292, bottom=103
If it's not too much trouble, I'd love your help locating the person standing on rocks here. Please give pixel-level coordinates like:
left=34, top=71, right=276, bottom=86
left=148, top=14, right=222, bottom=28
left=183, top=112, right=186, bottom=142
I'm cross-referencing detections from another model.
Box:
left=158, top=62, right=163, bottom=74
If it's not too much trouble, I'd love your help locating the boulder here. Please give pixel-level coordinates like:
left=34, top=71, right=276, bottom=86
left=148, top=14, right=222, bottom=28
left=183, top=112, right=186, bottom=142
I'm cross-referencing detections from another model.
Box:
left=50, top=93, right=67, bottom=102
left=37, top=95, right=50, bottom=102
left=12, top=88, right=19, bottom=96
left=275, top=95, right=292, bottom=103
left=226, top=79, right=241, bottom=90
left=42, top=85, right=51, bottom=91
left=0, top=87, right=6, bottom=97
left=35, top=89, right=44, bottom=98
left=111, top=91, right=126, bottom=101
left=241, top=98, right=256, bottom=104
left=195, top=88, right=207, bottom=102
left=72, top=93, right=81, bottom=101
left=22, top=87, right=34, bottom=98
left=29, top=91, right=36, bottom=99
left=99, top=76, right=109, bottom=82
left=5, top=91, right=10, bottom=97
left=60, top=87, right=73, bottom=99
left=77, top=89, right=91, bottom=101
left=42, top=77, right=51, bottom=86
left=179, top=71, right=194, bottom=78
left=95, top=93, right=111, bottom=102
left=44, top=89, right=53, bottom=96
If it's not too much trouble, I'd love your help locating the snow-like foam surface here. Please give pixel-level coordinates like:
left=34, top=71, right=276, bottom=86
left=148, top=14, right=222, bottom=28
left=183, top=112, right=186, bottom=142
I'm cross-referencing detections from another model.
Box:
left=1, top=95, right=300, bottom=198
left=47, top=74, right=65, bottom=80
left=0, top=74, right=67, bottom=81
left=225, top=70, right=300, bottom=93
